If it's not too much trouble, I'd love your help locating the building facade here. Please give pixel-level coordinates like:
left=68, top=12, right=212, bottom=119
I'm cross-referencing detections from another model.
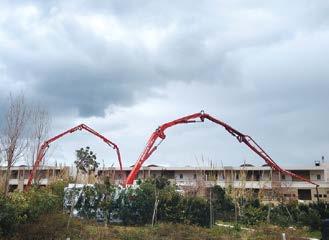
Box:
left=0, top=165, right=69, bottom=191
left=2, top=162, right=329, bottom=203
left=99, top=162, right=329, bottom=203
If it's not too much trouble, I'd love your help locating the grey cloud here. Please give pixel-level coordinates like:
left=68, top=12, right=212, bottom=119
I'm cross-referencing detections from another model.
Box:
left=1, top=0, right=329, bottom=119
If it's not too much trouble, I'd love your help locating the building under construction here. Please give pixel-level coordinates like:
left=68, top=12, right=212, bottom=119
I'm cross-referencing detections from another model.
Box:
left=2, top=160, right=328, bottom=203
left=98, top=161, right=329, bottom=203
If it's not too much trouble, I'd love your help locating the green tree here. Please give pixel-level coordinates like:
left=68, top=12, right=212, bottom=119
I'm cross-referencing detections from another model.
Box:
left=157, top=186, right=185, bottom=223
left=116, top=181, right=155, bottom=225
left=211, top=185, right=235, bottom=221
left=74, top=146, right=99, bottom=179
left=67, top=146, right=99, bottom=229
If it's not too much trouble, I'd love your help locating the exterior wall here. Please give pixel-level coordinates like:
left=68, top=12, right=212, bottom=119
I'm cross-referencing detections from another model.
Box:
left=3, top=163, right=329, bottom=203
left=0, top=166, right=69, bottom=191
left=174, top=171, right=196, bottom=181
left=99, top=163, right=329, bottom=203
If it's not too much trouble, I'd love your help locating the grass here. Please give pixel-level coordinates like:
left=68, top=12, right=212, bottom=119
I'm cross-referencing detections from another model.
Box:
left=2, top=213, right=321, bottom=240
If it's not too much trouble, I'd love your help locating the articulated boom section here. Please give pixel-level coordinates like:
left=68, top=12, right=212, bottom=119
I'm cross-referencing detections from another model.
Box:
left=125, top=111, right=318, bottom=187
left=27, top=124, right=123, bottom=188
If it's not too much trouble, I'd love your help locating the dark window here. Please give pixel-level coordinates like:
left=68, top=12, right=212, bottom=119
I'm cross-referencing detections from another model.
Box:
left=317, top=174, right=321, bottom=180
left=291, top=170, right=310, bottom=181
left=315, top=194, right=324, bottom=198
left=236, top=173, right=239, bottom=180
left=163, top=171, right=175, bottom=179
left=281, top=175, right=285, bottom=180
left=180, top=174, right=183, bottom=179
left=9, top=185, right=18, bottom=192
left=193, top=174, right=197, bottom=179
left=298, top=189, right=312, bottom=200
left=55, top=170, right=60, bottom=176
left=10, top=170, right=18, bottom=179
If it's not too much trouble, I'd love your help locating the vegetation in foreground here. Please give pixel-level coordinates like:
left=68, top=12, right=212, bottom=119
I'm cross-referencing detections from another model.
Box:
left=0, top=148, right=326, bottom=239
left=0, top=177, right=325, bottom=239
left=2, top=212, right=321, bottom=240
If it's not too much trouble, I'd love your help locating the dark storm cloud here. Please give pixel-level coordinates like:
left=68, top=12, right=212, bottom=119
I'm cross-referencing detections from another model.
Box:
left=1, top=0, right=329, bottom=119
left=1, top=0, right=329, bottom=167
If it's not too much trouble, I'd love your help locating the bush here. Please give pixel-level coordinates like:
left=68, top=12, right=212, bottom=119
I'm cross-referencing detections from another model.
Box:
left=299, top=208, right=321, bottom=230
left=112, top=178, right=211, bottom=227
left=211, top=186, right=235, bottom=221
left=114, top=178, right=212, bottom=227
left=9, top=187, right=60, bottom=224
left=240, top=206, right=266, bottom=225
left=0, top=195, right=17, bottom=236
left=268, top=203, right=322, bottom=230
left=27, top=189, right=60, bottom=221
left=184, top=196, right=210, bottom=227
left=0, top=181, right=69, bottom=237
left=115, top=181, right=155, bottom=225
left=157, top=187, right=185, bottom=223
left=309, top=202, right=329, bottom=219
left=270, top=204, right=294, bottom=227
left=47, top=179, right=69, bottom=207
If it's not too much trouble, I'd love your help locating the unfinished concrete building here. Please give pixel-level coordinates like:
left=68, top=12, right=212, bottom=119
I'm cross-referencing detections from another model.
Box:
left=99, top=161, right=329, bottom=203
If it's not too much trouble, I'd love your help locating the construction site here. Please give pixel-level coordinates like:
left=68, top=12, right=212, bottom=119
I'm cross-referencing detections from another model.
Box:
left=0, top=111, right=328, bottom=239
left=3, top=111, right=328, bottom=205
left=1, top=1, right=329, bottom=239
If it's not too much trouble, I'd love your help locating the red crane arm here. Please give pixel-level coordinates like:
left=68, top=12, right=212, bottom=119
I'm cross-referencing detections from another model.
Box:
left=125, top=111, right=318, bottom=187
left=26, top=123, right=123, bottom=188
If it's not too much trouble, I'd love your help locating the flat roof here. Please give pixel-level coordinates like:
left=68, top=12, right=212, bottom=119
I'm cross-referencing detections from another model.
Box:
left=0, top=165, right=68, bottom=170
left=100, top=165, right=328, bottom=171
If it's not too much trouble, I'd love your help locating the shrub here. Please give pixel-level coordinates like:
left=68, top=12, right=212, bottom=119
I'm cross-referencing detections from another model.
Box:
left=240, top=206, right=266, bottom=225
left=157, top=187, right=185, bottom=223
left=211, top=186, right=235, bottom=221
left=299, top=208, right=321, bottom=230
left=309, top=202, right=329, bottom=219
left=184, top=196, right=210, bottom=227
left=269, top=203, right=321, bottom=230
left=47, top=179, right=69, bottom=207
left=0, top=195, right=17, bottom=236
left=9, top=191, right=29, bottom=224
left=270, top=204, right=294, bottom=227
left=9, top=188, right=60, bottom=224
left=116, top=182, right=155, bottom=225
left=27, top=188, right=60, bottom=221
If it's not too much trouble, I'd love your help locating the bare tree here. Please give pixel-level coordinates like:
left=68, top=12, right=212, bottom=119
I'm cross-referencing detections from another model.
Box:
left=27, top=105, right=51, bottom=166
left=26, top=104, right=51, bottom=185
left=0, top=94, right=30, bottom=196
left=0, top=143, right=3, bottom=164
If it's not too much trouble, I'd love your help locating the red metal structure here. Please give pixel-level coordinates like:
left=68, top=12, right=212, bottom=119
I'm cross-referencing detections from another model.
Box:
left=125, top=111, right=319, bottom=187
left=27, top=123, right=123, bottom=188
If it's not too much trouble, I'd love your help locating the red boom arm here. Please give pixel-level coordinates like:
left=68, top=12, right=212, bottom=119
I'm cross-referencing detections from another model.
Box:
left=125, top=111, right=318, bottom=187
left=27, top=123, right=123, bottom=188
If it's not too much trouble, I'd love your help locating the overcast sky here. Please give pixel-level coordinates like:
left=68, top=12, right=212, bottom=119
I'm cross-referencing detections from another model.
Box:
left=1, top=1, right=329, bottom=169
